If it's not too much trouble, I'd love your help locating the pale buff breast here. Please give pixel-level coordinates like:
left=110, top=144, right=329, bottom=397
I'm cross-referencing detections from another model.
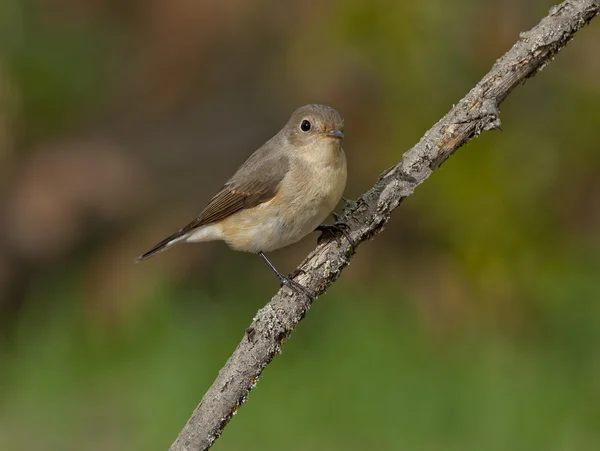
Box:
left=220, top=146, right=346, bottom=253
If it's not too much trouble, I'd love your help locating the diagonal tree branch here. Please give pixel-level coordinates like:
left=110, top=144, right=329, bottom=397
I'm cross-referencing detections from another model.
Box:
left=170, top=1, right=600, bottom=449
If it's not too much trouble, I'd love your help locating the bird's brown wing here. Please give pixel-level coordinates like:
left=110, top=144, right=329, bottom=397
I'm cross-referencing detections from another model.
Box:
left=136, top=144, right=289, bottom=261
left=181, top=149, right=289, bottom=233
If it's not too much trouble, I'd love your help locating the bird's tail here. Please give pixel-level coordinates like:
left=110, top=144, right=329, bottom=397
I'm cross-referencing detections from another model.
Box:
left=135, top=231, right=188, bottom=262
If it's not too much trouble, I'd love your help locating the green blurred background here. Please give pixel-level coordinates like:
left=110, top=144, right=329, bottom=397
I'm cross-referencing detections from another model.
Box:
left=1, top=1, right=599, bottom=450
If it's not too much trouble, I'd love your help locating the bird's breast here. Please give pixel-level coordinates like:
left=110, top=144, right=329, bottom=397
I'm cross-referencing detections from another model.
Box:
left=220, top=148, right=347, bottom=253
left=272, top=148, right=347, bottom=243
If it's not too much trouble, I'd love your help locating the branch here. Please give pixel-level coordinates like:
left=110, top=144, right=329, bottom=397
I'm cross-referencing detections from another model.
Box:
left=170, top=1, right=599, bottom=449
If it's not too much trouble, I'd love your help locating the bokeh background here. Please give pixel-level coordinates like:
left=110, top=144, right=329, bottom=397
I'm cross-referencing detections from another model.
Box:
left=1, top=0, right=599, bottom=450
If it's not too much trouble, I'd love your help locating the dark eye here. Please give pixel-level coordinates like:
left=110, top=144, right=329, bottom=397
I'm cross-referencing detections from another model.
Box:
left=300, top=119, right=311, bottom=132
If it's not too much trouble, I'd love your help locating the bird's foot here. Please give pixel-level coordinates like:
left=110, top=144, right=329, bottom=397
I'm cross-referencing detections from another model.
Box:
left=287, top=267, right=306, bottom=280
left=316, top=222, right=355, bottom=251
left=277, top=273, right=314, bottom=300
left=259, top=251, right=314, bottom=300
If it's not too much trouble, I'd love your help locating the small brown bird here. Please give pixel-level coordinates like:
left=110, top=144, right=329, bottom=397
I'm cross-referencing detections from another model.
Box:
left=136, top=104, right=351, bottom=297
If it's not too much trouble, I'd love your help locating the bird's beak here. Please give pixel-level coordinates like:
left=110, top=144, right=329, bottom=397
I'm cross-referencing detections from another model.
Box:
left=324, top=129, right=344, bottom=139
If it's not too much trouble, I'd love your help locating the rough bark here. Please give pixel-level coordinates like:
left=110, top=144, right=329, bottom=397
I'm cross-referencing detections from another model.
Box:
left=170, top=1, right=600, bottom=449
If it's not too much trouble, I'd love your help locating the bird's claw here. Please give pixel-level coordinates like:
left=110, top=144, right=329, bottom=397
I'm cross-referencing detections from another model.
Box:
left=287, top=268, right=306, bottom=280
left=277, top=273, right=314, bottom=300
left=316, top=222, right=354, bottom=251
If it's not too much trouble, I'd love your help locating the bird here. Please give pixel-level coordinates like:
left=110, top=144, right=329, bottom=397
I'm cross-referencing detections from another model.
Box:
left=136, top=104, right=351, bottom=298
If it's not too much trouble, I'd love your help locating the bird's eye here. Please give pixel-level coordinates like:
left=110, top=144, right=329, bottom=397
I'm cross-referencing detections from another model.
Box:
left=300, top=119, right=311, bottom=132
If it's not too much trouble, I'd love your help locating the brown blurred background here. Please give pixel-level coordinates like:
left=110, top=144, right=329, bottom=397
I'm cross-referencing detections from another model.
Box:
left=1, top=1, right=599, bottom=450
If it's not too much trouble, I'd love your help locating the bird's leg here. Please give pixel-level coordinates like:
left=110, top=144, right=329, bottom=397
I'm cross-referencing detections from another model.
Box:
left=315, top=220, right=355, bottom=251
left=259, top=252, right=314, bottom=300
